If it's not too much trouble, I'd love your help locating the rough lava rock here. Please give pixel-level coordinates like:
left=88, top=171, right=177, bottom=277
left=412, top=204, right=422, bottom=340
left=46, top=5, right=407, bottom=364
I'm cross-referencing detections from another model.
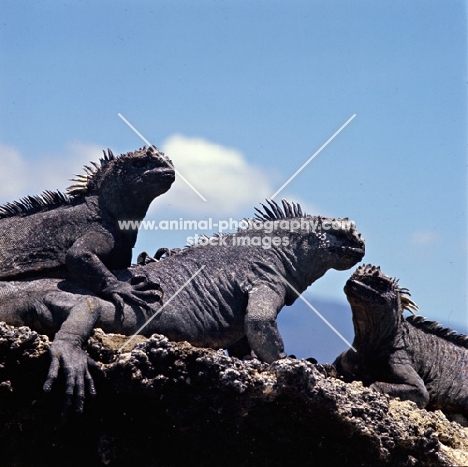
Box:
left=1, top=321, right=467, bottom=466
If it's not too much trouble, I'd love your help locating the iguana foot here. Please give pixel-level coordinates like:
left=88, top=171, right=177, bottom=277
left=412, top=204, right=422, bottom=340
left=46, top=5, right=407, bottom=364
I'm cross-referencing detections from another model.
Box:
left=104, top=277, right=163, bottom=323
left=43, top=332, right=98, bottom=422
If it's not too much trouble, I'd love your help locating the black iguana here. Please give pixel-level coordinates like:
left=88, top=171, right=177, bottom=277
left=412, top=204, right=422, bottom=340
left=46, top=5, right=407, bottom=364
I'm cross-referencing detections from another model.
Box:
left=334, top=264, right=468, bottom=416
left=0, top=145, right=175, bottom=312
left=0, top=199, right=364, bottom=411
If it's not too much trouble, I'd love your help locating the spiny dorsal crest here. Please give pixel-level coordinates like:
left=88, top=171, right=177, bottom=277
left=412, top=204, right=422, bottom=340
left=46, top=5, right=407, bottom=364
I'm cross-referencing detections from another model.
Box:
left=66, top=148, right=116, bottom=196
left=67, top=145, right=162, bottom=197
left=254, top=199, right=305, bottom=221
left=399, top=289, right=419, bottom=315
left=0, top=191, right=71, bottom=219
left=406, top=315, right=468, bottom=349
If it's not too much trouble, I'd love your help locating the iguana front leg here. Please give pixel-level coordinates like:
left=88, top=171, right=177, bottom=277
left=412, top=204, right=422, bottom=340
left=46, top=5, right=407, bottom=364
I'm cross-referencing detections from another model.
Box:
left=333, top=349, right=361, bottom=382
left=244, top=284, right=287, bottom=363
left=41, top=293, right=102, bottom=420
left=370, top=363, right=430, bottom=408
left=66, top=232, right=162, bottom=318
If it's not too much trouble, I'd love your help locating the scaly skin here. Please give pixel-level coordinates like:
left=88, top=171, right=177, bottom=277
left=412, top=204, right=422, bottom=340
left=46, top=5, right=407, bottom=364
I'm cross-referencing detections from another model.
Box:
left=334, top=264, right=468, bottom=416
left=0, top=200, right=365, bottom=412
left=0, top=145, right=175, bottom=313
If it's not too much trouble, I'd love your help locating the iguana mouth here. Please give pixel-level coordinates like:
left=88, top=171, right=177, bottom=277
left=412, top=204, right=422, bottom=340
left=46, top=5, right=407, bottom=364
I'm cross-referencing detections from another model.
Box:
left=345, top=279, right=380, bottom=297
left=144, top=167, right=176, bottom=183
left=338, top=246, right=365, bottom=261
left=343, top=246, right=365, bottom=254
left=344, top=279, right=391, bottom=307
left=329, top=246, right=365, bottom=271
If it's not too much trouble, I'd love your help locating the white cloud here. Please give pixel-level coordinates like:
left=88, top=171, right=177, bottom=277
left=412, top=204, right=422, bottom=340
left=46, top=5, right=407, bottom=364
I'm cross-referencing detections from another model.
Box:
left=0, top=137, right=318, bottom=225
left=0, top=144, right=28, bottom=199
left=40, top=142, right=105, bottom=190
left=157, top=134, right=274, bottom=216
left=410, top=230, right=440, bottom=246
left=0, top=142, right=105, bottom=203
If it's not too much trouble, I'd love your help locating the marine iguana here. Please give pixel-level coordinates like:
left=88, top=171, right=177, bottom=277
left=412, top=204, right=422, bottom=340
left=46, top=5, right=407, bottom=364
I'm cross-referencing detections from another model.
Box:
left=334, top=264, right=468, bottom=416
left=0, top=145, right=175, bottom=312
left=0, top=199, right=364, bottom=411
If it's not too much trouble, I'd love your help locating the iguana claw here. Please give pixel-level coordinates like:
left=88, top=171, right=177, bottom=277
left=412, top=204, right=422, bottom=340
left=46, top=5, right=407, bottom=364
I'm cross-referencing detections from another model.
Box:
left=106, top=278, right=163, bottom=322
left=43, top=332, right=99, bottom=422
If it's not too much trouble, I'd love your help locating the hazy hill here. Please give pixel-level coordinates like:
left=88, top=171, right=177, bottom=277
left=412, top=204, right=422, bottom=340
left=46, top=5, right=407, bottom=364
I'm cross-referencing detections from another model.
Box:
left=277, top=297, right=354, bottom=364
left=279, top=297, right=468, bottom=365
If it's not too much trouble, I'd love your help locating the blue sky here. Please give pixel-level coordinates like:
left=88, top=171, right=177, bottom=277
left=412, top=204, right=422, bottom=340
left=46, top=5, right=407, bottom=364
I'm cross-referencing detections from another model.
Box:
left=1, top=1, right=467, bottom=357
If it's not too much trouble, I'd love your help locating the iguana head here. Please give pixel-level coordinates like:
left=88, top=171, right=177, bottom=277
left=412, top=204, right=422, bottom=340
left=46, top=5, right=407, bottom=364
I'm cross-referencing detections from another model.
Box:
left=68, top=145, right=175, bottom=218
left=344, top=264, right=418, bottom=344
left=311, top=216, right=366, bottom=271
left=251, top=199, right=365, bottom=284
